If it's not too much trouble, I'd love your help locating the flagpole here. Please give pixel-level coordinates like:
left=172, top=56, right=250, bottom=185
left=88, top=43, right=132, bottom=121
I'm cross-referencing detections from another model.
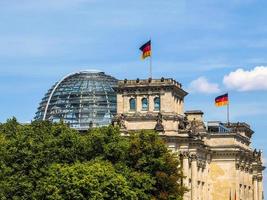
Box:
left=227, top=92, right=230, bottom=124
left=149, top=52, right=152, bottom=78
left=149, top=38, right=152, bottom=78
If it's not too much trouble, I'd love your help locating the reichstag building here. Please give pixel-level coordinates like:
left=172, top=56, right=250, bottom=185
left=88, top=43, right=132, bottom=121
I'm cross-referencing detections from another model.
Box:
left=35, top=70, right=264, bottom=200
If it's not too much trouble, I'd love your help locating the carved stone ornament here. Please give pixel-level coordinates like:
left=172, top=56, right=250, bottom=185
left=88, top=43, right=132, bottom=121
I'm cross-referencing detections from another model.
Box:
left=236, top=163, right=240, bottom=169
left=181, top=151, right=190, bottom=159
left=197, top=160, right=206, bottom=168
left=257, top=176, right=263, bottom=181
left=178, top=116, right=190, bottom=130
left=179, top=117, right=205, bottom=139
left=190, top=119, right=205, bottom=133
left=154, top=112, right=164, bottom=131
left=118, top=114, right=127, bottom=130
left=253, top=175, right=258, bottom=181
left=253, top=149, right=262, bottom=162
left=190, top=154, right=198, bottom=161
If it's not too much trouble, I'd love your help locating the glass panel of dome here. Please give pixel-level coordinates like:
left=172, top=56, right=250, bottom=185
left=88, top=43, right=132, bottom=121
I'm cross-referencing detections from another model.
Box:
left=35, top=71, right=117, bottom=130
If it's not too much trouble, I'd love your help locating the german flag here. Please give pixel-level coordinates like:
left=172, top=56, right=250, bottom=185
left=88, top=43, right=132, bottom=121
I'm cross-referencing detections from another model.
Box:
left=215, top=93, right=229, bottom=107
left=139, top=40, right=151, bottom=59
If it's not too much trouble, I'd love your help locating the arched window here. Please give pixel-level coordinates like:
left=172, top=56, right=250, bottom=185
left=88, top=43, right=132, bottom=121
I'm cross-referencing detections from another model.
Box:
left=141, top=98, right=148, bottom=111
left=154, top=97, right=160, bottom=111
left=129, top=98, right=136, bottom=111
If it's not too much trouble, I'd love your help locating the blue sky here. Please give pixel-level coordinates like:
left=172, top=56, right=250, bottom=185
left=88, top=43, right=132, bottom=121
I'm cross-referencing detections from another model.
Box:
left=1, top=0, right=267, bottom=194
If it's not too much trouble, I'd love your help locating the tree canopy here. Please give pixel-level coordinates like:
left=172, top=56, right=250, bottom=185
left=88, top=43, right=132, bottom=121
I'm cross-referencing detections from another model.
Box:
left=0, top=118, right=186, bottom=200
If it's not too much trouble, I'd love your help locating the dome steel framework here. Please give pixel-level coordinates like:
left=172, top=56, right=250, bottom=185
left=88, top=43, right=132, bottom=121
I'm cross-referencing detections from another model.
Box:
left=35, top=70, right=117, bottom=130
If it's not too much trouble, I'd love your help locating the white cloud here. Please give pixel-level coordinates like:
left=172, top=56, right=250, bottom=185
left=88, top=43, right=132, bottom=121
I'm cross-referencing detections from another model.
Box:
left=188, top=77, right=220, bottom=94
left=223, top=66, right=267, bottom=91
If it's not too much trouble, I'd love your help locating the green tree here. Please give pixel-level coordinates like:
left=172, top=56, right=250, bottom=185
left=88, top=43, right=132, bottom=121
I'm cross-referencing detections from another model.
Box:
left=0, top=119, right=186, bottom=200
left=36, top=160, right=137, bottom=200
left=127, top=131, right=185, bottom=199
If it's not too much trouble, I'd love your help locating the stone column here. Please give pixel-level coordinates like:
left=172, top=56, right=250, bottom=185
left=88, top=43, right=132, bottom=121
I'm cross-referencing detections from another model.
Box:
left=247, top=185, right=249, bottom=200
left=239, top=164, right=244, bottom=200
left=148, top=95, right=153, bottom=112
left=250, top=186, right=253, bottom=200
left=236, top=164, right=240, bottom=200
left=249, top=170, right=253, bottom=200
left=183, top=153, right=189, bottom=200
left=123, top=95, right=128, bottom=113
left=245, top=168, right=248, bottom=200
left=136, top=95, right=141, bottom=112
left=199, top=161, right=205, bottom=200
left=204, top=162, right=208, bottom=200
left=191, top=154, right=197, bottom=200
left=253, top=176, right=258, bottom=200
left=258, top=176, right=263, bottom=200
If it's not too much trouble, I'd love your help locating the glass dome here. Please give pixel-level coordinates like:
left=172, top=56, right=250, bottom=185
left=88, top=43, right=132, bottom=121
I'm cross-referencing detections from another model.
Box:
left=35, top=70, right=117, bottom=130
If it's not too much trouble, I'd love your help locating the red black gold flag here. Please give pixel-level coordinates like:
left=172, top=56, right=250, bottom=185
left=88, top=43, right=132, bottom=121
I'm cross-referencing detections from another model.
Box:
left=139, top=40, right=151, bottom=59
left=215, top=93, right=229, bottom=107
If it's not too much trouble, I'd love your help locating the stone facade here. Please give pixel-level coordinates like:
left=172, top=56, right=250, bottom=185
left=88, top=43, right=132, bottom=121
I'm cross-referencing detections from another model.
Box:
left=113, top=78, right=265, bottom=200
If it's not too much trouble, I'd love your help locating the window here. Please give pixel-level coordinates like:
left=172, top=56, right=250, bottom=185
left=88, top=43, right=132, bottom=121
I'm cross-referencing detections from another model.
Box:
left=154, top=97, right=160, bottom=111
left=129, top=98, right=136, bottom=111
left=141, top=98, right=148, bottom=111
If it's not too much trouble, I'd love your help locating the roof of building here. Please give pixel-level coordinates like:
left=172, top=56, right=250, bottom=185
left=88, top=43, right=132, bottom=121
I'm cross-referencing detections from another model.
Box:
left=185, top=110, right=204, bottom=115
left=35, top=70, right=117, bottom=130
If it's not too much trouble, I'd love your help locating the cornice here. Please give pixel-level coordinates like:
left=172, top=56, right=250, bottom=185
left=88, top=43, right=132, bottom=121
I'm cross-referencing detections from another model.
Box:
left=114, top=78, right=188, bottom=98
left=116, top=85, right=187, bottom=97
left=114, top=112, right=184, bottom=122
left=209, top=133, right=250, bottom=145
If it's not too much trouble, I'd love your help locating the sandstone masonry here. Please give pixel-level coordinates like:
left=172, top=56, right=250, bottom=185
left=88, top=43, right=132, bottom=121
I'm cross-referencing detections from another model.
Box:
left=113, top=78, right=265, bottom=200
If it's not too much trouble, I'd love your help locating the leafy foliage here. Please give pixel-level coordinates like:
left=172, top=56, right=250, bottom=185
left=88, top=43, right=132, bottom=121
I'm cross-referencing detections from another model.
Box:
left=0, top=118, right=186, bottom=200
